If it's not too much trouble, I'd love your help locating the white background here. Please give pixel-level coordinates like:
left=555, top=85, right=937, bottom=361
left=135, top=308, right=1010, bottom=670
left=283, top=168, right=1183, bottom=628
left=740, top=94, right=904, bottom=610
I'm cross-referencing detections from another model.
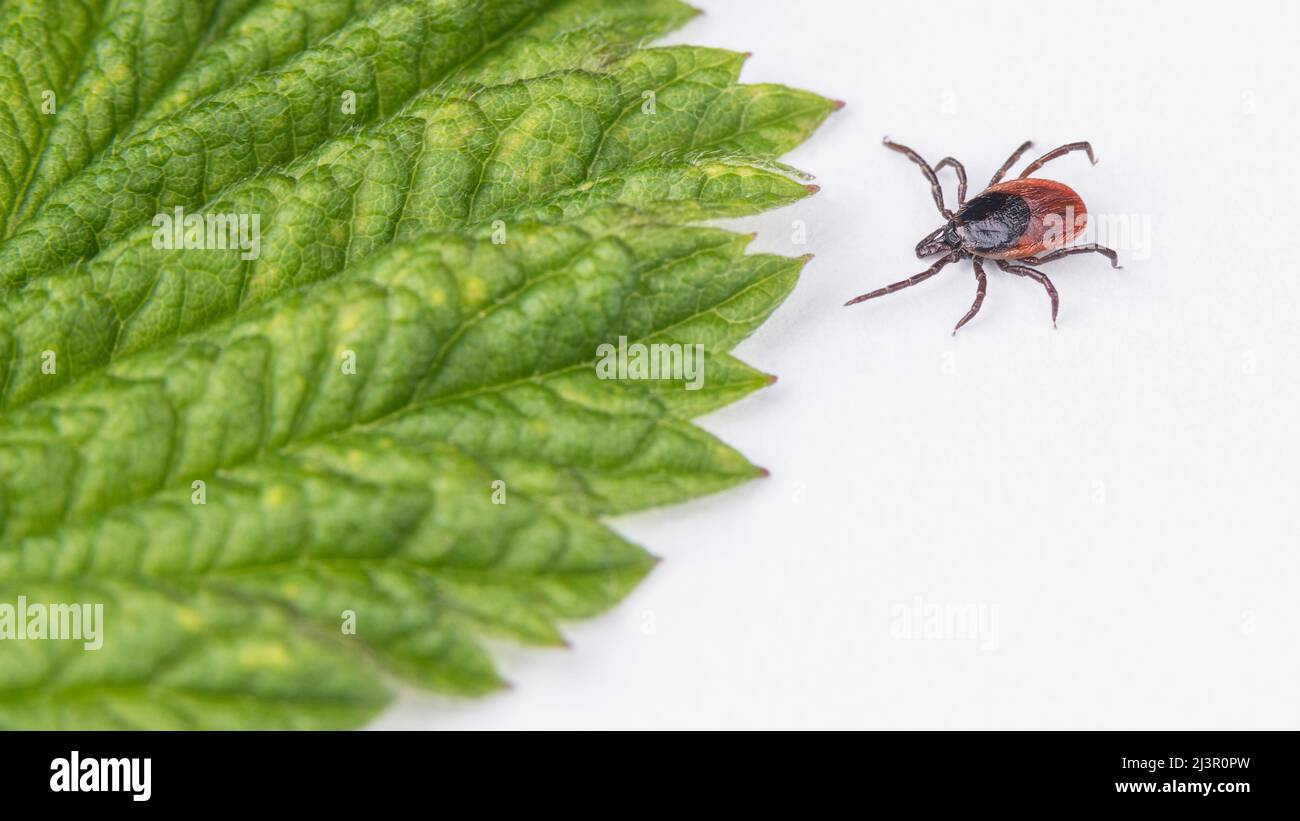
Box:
left=377, top=0, right=1300, bottom=729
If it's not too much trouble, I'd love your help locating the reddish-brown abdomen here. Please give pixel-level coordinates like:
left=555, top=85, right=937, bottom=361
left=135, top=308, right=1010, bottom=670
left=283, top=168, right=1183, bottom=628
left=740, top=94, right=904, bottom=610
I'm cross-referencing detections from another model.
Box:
left=956, top=178, right=1088, bottom=260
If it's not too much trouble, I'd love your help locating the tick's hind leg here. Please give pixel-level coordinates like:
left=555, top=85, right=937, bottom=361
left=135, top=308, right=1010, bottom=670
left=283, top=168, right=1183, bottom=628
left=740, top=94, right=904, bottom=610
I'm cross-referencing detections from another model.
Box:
left=1023, top=243, right=1121, bottom=269
left=845, top=250, right=962, bottom=306
left=882, top=137, right=952, bottom=217
left=1018, top=142, right=1096, bottom=178
left=952, top=257, right=988, bottom=336
left=934, top=157, right=967, bottom=206
left=990, top=140, right=1033, bottom=185
left=996, top=259, right=1059, bottom=326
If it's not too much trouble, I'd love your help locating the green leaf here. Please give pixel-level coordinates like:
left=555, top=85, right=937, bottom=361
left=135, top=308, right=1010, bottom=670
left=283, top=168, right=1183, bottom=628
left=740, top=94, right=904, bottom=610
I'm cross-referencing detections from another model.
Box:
left=0, top=0, right=834, bottom=728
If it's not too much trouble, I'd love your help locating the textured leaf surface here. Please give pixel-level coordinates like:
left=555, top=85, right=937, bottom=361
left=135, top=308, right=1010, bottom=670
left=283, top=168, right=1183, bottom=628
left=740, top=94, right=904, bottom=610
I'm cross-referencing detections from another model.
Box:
left=0, top=0, right=833, bottom=728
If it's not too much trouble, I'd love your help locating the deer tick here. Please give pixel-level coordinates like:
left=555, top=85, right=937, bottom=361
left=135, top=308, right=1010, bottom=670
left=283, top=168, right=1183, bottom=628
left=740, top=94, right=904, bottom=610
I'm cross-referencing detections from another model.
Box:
left=846, top=138, right=1121, bottom=334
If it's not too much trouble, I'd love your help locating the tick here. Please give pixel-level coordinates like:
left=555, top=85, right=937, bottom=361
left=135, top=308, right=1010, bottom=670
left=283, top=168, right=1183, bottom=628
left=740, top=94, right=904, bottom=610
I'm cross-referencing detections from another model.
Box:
left=846, top=138, right=1121, bottom=334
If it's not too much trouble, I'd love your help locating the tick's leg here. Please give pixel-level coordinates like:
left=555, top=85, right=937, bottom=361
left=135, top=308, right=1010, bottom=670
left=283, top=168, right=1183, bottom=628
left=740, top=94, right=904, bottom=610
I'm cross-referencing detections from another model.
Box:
left=952, top=257, right=988, bottom=335
left=845, top=250, right=962, bottom=306
left=882, top=137, right=952, bottom=218
left=1022, top=243, right=1121, bottom=269
left=989, top=140, right=1033, bottom=186
left=935, top=157, right=967, bottom=206
left=1018, top=141, right=1096, bottom=179
left=997, top=259, right=1060, bottom=326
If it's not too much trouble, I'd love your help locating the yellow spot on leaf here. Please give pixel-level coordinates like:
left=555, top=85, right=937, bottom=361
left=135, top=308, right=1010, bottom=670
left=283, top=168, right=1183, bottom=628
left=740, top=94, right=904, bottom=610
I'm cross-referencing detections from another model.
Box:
left=338, top=304, right=365, bottom=332
left=463, top=276, right=487, bottom=304
left=238, top=642, right=291, bottom=670
left=263, top=485, right=290, bottom=507
left=176, top=608, right=203, bottom=631
left=106, top=64, right=133, bottom=85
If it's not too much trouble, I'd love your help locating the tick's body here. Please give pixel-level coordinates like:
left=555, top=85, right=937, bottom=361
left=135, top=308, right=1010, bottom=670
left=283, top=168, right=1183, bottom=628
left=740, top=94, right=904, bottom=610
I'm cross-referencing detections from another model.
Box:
left=848, top=139, right=1120, bottom=333
left=954, top=179, right=1086, bottom=259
